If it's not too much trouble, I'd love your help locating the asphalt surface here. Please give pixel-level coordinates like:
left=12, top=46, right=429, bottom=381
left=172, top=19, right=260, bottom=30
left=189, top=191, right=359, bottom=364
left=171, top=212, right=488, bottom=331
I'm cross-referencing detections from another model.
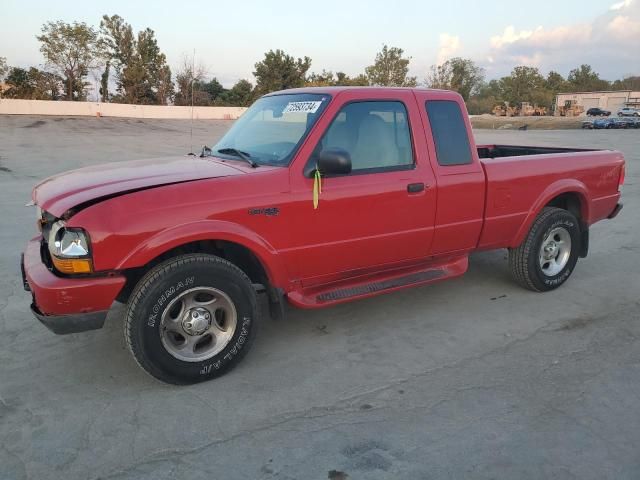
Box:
left=1, top=116, right=638, bottom=480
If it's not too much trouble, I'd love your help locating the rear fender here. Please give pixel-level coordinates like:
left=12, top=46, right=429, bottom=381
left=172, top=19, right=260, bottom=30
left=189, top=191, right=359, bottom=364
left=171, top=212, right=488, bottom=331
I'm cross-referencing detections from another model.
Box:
left=116, top=220, right=289, bottom=287
left=510, top=179, right=590, bottom=248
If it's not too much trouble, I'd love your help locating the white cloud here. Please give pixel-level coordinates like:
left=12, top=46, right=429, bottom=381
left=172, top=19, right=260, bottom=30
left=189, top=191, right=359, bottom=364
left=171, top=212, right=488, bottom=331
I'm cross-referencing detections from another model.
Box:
left=485, top=1, right=639, bottom=78
left=436, top=33, right=461, bottom=64
left=607, top=14, right=640, bottom=39
left=610, top=0, right=633, bottom=11
left=490, top=26, right=540, bottom=48
left=490, top=24, right=591, bottom=50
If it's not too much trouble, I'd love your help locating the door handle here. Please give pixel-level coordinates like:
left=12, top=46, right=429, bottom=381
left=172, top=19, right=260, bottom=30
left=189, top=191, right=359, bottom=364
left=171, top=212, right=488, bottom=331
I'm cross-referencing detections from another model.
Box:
left=407, top=182, right=425, bottom=193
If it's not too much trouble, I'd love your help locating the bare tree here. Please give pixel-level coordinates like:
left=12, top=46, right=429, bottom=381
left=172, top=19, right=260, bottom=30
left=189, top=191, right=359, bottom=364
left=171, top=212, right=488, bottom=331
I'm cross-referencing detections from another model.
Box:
left=174, top=55, right=208, bottom=106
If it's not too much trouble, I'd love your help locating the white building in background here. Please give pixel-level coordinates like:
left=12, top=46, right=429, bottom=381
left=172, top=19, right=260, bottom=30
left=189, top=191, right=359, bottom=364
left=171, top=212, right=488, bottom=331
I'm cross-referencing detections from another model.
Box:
left=554, top=90, right=640, bottom=115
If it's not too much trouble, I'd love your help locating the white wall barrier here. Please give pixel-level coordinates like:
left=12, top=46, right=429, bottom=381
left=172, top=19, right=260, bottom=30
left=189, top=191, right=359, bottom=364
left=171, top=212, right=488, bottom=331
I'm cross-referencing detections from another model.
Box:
left=0, top=99, right=247, bottom=119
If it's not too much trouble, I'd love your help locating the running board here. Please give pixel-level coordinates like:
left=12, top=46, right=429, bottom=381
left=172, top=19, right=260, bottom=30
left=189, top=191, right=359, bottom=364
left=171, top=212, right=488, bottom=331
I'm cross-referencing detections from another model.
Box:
left=287, top=256, right=468, bottom=308
left=316, top=269, right=444, bottom=303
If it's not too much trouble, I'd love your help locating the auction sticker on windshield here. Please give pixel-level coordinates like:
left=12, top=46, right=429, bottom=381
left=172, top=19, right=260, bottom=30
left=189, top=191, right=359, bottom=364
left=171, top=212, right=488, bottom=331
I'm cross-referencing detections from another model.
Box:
left=282, top=101, right=323, bottom=114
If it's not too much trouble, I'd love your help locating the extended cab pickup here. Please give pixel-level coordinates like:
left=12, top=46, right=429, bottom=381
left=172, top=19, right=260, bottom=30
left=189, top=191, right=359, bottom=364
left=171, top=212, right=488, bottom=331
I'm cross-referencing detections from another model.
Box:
left=22, top=87, right=625, bottom=384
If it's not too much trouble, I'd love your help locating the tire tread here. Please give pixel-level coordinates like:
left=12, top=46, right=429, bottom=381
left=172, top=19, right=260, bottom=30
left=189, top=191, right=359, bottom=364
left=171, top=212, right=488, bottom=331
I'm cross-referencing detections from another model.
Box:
left=124, top=253, right=257, bottom=384
left=508, top=207, right=569, bottom=292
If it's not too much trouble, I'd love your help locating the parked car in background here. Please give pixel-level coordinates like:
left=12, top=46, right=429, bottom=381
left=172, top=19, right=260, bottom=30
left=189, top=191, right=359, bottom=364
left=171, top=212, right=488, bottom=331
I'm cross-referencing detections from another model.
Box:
left=586, top=107, right=611, bottom=117
left=616, top=117, right=639, bottom=129
left=617, top=107, right=640, bottom=117
left=593, top=118, right=617, bottom=129
left=581, top=120, right=594, bottom=129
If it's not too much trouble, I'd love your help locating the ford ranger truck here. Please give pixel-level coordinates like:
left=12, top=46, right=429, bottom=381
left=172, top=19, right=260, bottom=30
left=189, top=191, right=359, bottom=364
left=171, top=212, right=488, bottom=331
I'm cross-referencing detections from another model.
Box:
left=22, top=87, right=625, bottom=384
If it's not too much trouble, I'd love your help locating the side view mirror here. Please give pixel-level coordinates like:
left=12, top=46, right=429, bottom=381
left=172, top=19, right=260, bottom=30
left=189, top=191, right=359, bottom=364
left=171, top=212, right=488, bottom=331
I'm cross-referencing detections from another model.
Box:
left=317, top=148, right=352, bottom=175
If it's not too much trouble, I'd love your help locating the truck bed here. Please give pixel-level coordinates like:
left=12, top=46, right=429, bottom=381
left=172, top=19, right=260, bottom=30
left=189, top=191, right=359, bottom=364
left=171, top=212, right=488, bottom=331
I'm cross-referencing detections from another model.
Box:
left=476, top=147, right=624, bottom=250
left=477, top=144, right=597, bottom=159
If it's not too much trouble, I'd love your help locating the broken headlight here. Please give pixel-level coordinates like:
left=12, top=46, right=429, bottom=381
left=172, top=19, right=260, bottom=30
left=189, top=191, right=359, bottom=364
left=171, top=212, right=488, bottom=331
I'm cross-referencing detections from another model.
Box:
left=48, top=221, right=93, bottom=274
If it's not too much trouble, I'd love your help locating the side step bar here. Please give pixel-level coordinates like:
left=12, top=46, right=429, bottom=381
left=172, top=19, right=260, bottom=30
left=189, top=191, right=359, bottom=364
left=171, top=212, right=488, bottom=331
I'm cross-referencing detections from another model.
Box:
left=317, top=269, right=444, bottom=303
left=287, top=256, right=469, bottom=309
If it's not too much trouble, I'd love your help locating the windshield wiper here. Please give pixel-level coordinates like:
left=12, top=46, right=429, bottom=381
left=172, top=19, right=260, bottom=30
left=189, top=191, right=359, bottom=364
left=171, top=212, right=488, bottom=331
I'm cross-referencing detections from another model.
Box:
left=214, top=147, right=258, bottom=168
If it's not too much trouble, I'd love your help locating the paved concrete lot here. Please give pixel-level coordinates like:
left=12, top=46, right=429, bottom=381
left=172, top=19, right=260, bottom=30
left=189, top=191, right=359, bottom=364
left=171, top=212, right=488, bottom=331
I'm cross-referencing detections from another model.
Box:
left=1, top=116, right=638, bottom=480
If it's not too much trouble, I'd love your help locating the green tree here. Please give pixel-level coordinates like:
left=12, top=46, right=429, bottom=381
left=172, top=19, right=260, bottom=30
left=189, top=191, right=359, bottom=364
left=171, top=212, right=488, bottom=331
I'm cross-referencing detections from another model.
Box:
left=306, top=70, right=369, bottom=87
left=426, top=57, right=484, bottom=101
left=336, top=72, right=369, bottom=86
left=201, top=77, right=225, bottom=103
left=611, top=75, right=640, bottom=91
left=99, top=14, right=133, bottom=102
left=218, top=79, right=255, bottom=106
left=3, top=67, right=31, bottom=98
left=0, top=57, right=7, bottom=98
left=545, top=71, right=569, bottom=93
left=3, top=67, right=62, bottom=100
left=466, top=79, right=503, bottom=114
left=99, top=14, right=172, bottom=104
left=567, top=64, right=610, bottom=91
left=499, top=66, right=547, bottom=105
left=306, top=70, right=337, bottom=86
left=365, top=45, right=417, bottom=87
left=253, top=49, right=311, bottom=95
left=0, top=57, right=7, bottom=82
left=37, top=20, right=102, bottom=100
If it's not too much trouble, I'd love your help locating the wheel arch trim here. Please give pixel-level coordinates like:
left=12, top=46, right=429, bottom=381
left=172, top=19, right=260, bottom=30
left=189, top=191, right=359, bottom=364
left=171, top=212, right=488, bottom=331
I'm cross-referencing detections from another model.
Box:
left=116, top=220, right=289, bottom=287
left=510, top=180, right=590, bottom=248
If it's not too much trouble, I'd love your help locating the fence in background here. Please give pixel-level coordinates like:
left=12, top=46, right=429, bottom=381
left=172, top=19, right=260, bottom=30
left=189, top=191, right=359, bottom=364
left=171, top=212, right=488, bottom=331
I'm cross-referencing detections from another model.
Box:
left=0, top=99, right=247, bottom=119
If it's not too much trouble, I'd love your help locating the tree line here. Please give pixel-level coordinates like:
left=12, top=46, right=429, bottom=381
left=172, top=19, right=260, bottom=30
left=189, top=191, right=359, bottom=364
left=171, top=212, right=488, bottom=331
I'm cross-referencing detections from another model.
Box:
left=0, top=15, right=638, bottom=112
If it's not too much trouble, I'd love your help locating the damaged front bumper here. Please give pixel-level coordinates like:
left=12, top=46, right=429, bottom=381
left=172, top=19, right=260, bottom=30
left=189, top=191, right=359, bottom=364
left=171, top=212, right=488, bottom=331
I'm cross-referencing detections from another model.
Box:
left=21, top=237, right=125, bottom=335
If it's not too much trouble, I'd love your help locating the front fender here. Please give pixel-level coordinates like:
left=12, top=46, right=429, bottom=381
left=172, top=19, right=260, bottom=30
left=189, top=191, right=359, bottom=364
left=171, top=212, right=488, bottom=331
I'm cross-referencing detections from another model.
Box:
left=510, top=179, right=590, bottom=248
left=116, top=220, right=290, bottom=287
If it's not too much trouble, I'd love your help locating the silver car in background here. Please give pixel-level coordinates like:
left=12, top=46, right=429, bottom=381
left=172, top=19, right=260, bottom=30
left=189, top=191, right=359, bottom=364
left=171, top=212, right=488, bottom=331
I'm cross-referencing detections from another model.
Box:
left=618, top=107, right=640, bottom=117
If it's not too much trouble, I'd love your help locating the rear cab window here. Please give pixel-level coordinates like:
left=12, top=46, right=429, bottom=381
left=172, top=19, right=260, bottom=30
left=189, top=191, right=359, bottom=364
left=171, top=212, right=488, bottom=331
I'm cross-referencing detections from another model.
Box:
left=425, top=100, right=473, bottom=166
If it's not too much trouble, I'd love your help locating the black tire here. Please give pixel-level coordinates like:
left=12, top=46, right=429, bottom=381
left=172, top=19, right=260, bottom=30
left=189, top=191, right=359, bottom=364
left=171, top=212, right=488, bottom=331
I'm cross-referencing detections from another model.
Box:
left=125, top=254, right=258, bottom=384
left=509, top=207, right=580, bottom=292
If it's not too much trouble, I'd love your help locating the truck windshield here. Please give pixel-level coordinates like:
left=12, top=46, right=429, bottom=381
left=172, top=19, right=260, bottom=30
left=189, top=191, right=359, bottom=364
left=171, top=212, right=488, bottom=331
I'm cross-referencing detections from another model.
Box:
left=212, top=93, right=331, bottom=166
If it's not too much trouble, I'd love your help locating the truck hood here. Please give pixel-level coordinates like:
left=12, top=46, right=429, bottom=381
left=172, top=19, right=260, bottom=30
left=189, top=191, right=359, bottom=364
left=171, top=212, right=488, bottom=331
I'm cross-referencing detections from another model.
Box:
left=33, top=156, right=246, bottom=217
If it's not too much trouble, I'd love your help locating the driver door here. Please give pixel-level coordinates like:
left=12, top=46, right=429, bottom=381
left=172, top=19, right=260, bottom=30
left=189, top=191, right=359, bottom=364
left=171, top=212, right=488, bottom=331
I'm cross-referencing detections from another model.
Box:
left=283, top=91, right=437, bottom=286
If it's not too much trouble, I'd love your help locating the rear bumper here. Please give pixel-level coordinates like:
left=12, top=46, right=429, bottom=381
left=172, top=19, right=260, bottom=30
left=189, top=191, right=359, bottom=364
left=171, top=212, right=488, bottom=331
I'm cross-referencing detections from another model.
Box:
left=22, top=237, right=126, bottom=334
left=608, top=202, right=623, bottom=219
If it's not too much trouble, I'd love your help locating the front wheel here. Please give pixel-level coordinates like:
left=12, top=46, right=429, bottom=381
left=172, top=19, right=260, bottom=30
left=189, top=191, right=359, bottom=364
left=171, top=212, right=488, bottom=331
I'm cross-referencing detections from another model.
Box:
left=124, top=254, right=258, bottom=384
left=509, top=207, right=580, bottom=292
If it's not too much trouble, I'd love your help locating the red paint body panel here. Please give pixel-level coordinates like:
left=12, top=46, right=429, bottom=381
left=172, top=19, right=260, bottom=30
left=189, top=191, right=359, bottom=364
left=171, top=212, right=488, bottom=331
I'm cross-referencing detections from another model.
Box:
left=478, top=149, right=624, bottom=249
left=23, top=237, right=125, bottom=315
left=33, top=155, right=250, bottom=217
left=23, top=87, right=625, bottom=320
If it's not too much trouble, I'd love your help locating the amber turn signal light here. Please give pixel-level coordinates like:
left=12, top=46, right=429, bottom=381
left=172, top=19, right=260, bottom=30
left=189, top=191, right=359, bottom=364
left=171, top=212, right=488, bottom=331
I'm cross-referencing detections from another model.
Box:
left=51, top=257, right=93, bottom=274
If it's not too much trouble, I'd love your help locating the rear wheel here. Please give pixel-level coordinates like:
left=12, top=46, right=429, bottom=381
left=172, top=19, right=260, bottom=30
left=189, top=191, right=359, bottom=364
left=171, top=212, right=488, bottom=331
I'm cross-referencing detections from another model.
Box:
left=509, top=207, right=580, bottom=292
left=124, top=254, right=258, bottom=384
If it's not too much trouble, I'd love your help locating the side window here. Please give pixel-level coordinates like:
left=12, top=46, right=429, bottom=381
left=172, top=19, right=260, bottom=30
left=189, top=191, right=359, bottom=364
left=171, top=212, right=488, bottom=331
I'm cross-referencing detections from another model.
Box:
left=318, top=101, right=414, bottom=172
left=425, top=100, right=472, bottom=166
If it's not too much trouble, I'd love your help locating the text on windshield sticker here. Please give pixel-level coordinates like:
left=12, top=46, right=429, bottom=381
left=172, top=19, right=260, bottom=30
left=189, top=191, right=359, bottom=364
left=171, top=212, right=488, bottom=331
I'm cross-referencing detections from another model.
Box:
left=282, top=101, right=323, bottom=114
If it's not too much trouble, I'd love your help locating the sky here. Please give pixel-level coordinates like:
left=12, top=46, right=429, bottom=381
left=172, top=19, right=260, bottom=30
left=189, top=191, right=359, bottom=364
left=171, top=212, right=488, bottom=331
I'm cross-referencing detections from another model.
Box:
left=1, top=0, right=639, bottom=88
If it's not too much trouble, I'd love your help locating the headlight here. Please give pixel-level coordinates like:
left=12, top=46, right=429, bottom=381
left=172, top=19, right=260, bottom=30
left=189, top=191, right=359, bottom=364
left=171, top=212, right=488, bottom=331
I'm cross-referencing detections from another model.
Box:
left=48, top=221, right=93, bottom=274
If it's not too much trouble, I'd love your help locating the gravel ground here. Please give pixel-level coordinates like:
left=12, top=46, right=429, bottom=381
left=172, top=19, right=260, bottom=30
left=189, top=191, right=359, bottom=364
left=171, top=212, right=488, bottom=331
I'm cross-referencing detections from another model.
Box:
left=0, top=116, right=638, bottom=480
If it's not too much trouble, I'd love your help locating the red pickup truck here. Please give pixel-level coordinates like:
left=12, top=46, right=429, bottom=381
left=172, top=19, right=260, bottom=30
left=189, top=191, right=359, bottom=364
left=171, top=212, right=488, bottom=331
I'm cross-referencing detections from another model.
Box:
left=22, top=87, right=625, bottom=384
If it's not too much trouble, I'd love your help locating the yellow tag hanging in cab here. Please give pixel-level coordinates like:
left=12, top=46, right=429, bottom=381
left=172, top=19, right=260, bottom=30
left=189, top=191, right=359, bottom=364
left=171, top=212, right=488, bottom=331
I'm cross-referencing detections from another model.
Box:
left=313, top=168, right=322, bottom=209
